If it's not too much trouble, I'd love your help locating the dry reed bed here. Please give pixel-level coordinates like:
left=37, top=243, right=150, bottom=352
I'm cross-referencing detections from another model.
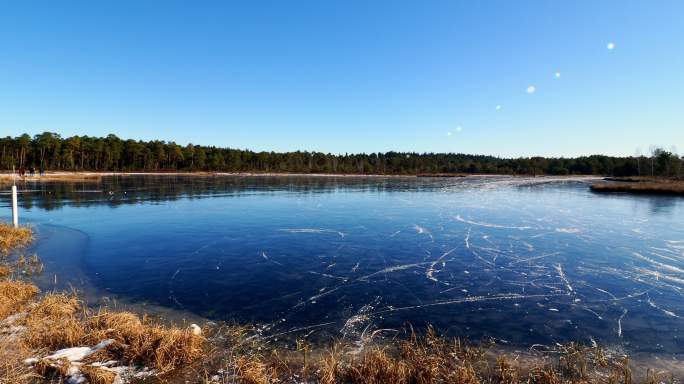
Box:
left=0, top=288, right=206, bottom=383
left=591, top=178, right=684, bottom=195
left=0, top=173, right=102, bottom=189
left=0, top=224, right=32, bottom=256
left=0, top=173, right=102, bottom=181
left=203, top=328, right=674, bottom=384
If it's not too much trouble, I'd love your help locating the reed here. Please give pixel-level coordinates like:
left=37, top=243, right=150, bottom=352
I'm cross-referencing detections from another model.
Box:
left=0, top=280, right=39, bottom=319
left=0, top=173, right=102, bottom=184
left=23, top=296, right=205, bottom=373
left=591, top=178, right=684, bottom=195
left=207, top=326, right=669, bottom=384
left=0, top=223, right=32, bottom=256
left=0, top=331, right=39, bottom=384
left=24, top=292, right=85, bottom=349
left=234, top=355, right=277, bottom=384
left=80, top=365, right=117, bottom=384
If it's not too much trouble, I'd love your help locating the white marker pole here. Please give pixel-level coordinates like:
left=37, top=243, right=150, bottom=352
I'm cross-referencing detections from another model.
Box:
left=11, top=185, right=18, bottom=228
left=11, top=166, right=18, bottom=227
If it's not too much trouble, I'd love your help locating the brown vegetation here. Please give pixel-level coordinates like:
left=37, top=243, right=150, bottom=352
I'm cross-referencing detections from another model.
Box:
left=0, top=280, right=39, bottom=321
left=79, top=365, right=117, bottom=384
left=591, top=177, right=684, bottom=195
left=0, top=224, right=32, bottom=256
left=306, top=330, right=641, bottom=384
left=22, top=294, right=204, bottom=373
left=195, top=327, right=676, bottom=384
left=0, top=173, right=102, bottom=185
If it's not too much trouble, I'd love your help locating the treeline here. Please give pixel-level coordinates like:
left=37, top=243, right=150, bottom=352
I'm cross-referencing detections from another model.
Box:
left=1, top=132, right=682, bottom=177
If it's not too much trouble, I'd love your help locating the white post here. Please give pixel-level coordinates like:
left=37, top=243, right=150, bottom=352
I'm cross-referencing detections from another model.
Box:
left=11, top=185, right=18, bottom=228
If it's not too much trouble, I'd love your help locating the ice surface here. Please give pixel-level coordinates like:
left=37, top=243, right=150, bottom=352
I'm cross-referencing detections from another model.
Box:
left=16, top=175, right=684, bottom=354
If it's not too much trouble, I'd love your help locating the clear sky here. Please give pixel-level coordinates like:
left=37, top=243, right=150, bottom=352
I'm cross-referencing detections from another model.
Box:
left=1, top=1, right=682, bottom=157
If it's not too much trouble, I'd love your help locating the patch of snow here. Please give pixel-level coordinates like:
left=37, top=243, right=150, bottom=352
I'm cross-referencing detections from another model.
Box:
left=23, top=357, right=39, bottom=365
left=555, top=227, right=580, bottom=234
left=190, top=323, right=202, bottom=336
left=46, top=339, right=115, bottom=362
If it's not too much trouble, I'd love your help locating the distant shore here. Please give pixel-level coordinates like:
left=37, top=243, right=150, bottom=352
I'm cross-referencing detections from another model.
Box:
left=591, top=177, right=684, bottom=195
left=0, top=170, right=603, bottom=181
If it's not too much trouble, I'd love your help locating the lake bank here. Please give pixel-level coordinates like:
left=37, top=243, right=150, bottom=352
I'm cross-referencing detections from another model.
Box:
left=591, top=177, right=684, bottom=195
left=1, top=170, right=605, bottom=179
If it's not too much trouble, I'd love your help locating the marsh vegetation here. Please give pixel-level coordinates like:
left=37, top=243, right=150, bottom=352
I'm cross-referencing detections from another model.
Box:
left=591, top=177, right=684, bottom=195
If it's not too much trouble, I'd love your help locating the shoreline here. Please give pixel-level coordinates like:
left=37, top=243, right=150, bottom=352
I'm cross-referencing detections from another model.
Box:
left=0, top=170, right=604, bottom=180
left=591, top=177, right=684, bottom=196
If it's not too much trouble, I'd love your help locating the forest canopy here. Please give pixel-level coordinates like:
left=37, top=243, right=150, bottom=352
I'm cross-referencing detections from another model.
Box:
left=1, top=132, right=682, bottom=177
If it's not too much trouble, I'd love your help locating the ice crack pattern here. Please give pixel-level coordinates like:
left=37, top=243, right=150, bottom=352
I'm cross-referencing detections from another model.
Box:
left=22, top=175, right=684, bottom=355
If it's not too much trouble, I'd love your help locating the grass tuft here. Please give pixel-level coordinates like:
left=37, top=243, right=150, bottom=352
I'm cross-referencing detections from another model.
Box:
left=24, top=293, right=84, bottom=350
left=23, top=299, right=206, bottom=374
left=234, top=355, right=277, bottom=384
left=0, top=223, right=32, bottom=256
left=80, top=365, right=117, bottom=384
left=591, top=178, right=684, bottom=195
left=0, top=280, right=39, bottom=319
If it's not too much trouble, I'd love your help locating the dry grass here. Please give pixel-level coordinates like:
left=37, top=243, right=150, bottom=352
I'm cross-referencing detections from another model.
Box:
left=22, top=295, right=205, bottom=374
left=591, top=178, right=684, bottom=195
left=0, top=280, right=39, bottom=320
left=24, top=292, right=84, bottom=349
left=343, top=347, right=410, bottom=384
left=320, top=328, right=490, bottom=384
left=84, top=310, right=205, bottom=372
left=0, top=288, right=204, bottom=381
left=203, top=326, right=674, bottom=384
left=0, top=224, right=32, bottom=256
left=0, top=340, right=39, bottom=384
left=0, top=225, right=38, bottom=384
left=0, top=173, right=102, bottom=184
left=3, top=289, right=680, bottom=384
left=80, top=365, right=117, bottom=384
left=234, top=355, right=278, bottom=384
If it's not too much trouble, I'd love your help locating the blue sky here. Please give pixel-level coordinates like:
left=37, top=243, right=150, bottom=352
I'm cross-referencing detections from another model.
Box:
left=0, top=1, right=682, bottom=157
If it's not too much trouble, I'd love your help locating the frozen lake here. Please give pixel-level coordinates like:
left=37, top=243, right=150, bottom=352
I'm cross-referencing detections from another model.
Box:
left=2, top=175, right=684, bottom=353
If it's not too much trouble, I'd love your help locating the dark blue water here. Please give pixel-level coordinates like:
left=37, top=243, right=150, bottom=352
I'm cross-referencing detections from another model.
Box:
left=2, top=175, right=684, bottom=353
